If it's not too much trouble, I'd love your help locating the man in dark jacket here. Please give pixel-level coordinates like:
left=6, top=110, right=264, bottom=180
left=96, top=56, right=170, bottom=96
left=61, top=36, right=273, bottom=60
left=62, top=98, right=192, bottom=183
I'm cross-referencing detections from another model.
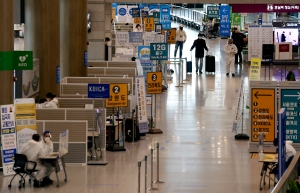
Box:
left=233, top=30, right=245, bottom=64
left=190, top=33, right=209, bottom=74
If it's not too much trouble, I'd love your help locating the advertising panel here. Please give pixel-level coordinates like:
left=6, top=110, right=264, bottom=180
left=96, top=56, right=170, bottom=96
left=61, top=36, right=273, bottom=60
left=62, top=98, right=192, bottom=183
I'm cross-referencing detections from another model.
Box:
left=22, top=59, right=39, bottom=98
left=160, top=5, right=171, bottom=30
left=135, top=76, right=148, bottom=133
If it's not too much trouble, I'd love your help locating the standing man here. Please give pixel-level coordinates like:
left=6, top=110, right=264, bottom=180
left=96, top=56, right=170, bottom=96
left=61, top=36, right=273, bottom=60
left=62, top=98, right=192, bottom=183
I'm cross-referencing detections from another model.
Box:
left=190, top=33, right=209, bottom=74
left=174, top=24, right=187, bottom=59
left=224, top=39, right=238, bottom=77
left=233, top=30, right=244, bottom=64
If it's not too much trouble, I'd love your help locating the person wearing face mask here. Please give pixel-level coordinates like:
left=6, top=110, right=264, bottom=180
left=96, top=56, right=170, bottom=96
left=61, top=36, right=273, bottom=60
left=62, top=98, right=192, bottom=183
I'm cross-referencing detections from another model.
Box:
left=40, top=130, right=54, bottom=184
left=36, top=92, right=59, bottom=108
left=174, top=24, right=187, bottom=58
left=224, top=39, right=238, bottom=77
left=190, top=33, right=209, bottom=74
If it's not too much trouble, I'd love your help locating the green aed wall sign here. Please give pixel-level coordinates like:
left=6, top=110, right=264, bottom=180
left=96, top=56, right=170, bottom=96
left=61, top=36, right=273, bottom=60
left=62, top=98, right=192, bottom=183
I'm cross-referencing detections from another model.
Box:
left=0, top=51, right=33, bottom=70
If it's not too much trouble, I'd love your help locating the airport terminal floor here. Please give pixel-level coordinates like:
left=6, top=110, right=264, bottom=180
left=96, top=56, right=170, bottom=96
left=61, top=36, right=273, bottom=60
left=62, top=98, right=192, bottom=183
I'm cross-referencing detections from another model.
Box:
left=1, top=23, right=297, bottom=193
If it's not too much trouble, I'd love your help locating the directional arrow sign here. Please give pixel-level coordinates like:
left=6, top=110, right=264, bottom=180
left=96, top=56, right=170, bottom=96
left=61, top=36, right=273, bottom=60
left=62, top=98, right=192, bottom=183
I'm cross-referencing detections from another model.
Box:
left=284, top=92, right=300, bottom=100
left=254, top=91, right=272, bottom=99
left=223, top=8, right=227, bottom=13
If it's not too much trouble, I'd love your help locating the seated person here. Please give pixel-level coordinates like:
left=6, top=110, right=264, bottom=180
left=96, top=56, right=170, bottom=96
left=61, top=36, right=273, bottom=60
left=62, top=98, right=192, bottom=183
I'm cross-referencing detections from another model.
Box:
left=36, top=92, right=59, bottom=108
left=40, top=130, right=54, bottom=184
left=19, top=134, right=54, bottom=187
left=273, top=138, right=296, bottom=162
left=286, top=70, right=296, bottom=81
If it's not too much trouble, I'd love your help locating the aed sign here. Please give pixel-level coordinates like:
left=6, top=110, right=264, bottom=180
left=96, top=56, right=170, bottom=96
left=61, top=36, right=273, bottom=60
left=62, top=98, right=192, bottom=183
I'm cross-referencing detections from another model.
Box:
left=106, top=83, right=128, bottom=107
left=147, top=72, right=162, bottom=94
left=251, top=88, right=276, bottom=142
left=144, top=17, right=154, bottom=31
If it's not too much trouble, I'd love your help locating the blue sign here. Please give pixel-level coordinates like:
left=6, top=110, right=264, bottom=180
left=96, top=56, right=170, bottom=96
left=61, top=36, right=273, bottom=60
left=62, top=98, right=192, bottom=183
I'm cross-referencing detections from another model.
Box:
left=88, top=84, right=110, bottom=98
left=129, top=32, right=143, bottom=44
left=3, top=149, right=16, bottom=163
left=278, top=108, right=286, bottom=180
left=119, top=8, right=127, bottom=16
left=138, top=46, right=150, bottom=61
left=150, top=43, right=168, bottom=60
left=298, top=25, right=300, bottom=48
left=149, top=4, right=160, bottom=15
left=258, top=18, right=262, bottom=25
left=56, top=66, right=60, bottom=84
left=219, top=5, right=230, bottom=37
left=281, top=89, right=300, bottom=142
left=84, top=51, right=88, bottom=67
left=160, top=5, right=171, bottom=30
left=132, top=8, right=140, bottom=18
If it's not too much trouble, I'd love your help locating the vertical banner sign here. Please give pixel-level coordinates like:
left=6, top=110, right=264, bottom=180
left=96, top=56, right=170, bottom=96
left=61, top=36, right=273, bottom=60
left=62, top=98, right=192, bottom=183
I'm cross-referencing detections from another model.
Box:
left=249, top=58, right=261, bottom=80
left=161, top=28, right=176, bottom=44
left=220, top=5, right=231, bottom=37
left=279, top=82, right=300, bottom=142
left=144, top=18, right=154, bottom=32
left=160, top=5, right=171, bottom=30
left=138, top=46, right=153, bottom=80
left=106, top=84, right=128, bottom=107
left=1, top=104, right=17, bottom=176
left=251, top=88, right=275, bottom=142
left=135, top=76, right=148, bottom=133
left=14, top=98, right=37, bottom=151
left=115, top=32, right=129, bottom=47
left=207, top=6, right=220, bottom=18
left=56, top=66, right=60, bottom=84
left=232, top=78, right=244, bottom=134
left=147, top=72, right=162, bottom=94
left=117, top=5, right=128, bottom=23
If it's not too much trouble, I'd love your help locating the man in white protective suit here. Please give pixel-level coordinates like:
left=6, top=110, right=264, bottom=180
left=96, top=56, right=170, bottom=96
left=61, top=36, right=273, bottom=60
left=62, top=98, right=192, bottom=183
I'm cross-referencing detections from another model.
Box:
left=224, top=38, right=238, bottom=77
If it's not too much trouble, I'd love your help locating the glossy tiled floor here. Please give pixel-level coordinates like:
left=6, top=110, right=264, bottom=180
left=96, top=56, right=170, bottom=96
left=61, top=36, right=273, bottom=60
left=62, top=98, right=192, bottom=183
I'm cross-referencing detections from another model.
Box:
left=2, top=23, right=298, bottom=193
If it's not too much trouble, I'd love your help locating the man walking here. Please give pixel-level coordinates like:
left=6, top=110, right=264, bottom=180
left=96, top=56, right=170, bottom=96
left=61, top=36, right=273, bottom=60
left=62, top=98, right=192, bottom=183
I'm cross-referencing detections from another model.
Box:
left=190, top=33, right=209, bottom=74
left=224, top=39, right=238, bottom=77
left=233, top=30, right=245, bottom=64
left=174, top=24, right=187, bottom=58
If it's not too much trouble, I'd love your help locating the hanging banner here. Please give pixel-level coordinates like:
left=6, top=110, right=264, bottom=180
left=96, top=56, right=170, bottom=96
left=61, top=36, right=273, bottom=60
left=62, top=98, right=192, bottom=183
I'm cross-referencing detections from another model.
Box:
left=138, top=46, right=153, bottom=80
left=219, top=5, right=231, bottom=37
left=232, top=79, right=244, bottom=134
left=231, top=13, right=241, bottom=26
left=160, top=5, right=171, bottom=30
left=1, top=104, right=17, bottom=176
left=115, top=32, right=129, bottom=47
left=129, top=32, right=143, bottom=45
left=14, top=98, right=37, bottom=151
left=249, top=58, right=261, bottom=80
left=135, top=76, right=149, bottom=133
left=117, top=5, right=128, bottom=23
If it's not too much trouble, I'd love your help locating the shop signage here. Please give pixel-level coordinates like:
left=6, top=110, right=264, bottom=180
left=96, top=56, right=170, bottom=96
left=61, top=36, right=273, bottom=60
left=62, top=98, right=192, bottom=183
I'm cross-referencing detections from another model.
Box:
left=135, top=76, right=148, bottom=133
left=106, top=83, right=128, bottom=107
left=207, top=6, right=219, bottom=18
left=147, top=72, right=162, bottom=94
left=144, top=17, right=154, bottom=32
left=88, top=84, right=110, bottom=98
left=232, top=4, right=300, bottom=13
left=161, top=28, right=176, bottom=44
left=251, top=88, right=276, bottom=142
left=249, top=58, right=261, bottom=81
left=220, top=5, right=231, bottom=37
left=150, top=43, right=168, bottom=60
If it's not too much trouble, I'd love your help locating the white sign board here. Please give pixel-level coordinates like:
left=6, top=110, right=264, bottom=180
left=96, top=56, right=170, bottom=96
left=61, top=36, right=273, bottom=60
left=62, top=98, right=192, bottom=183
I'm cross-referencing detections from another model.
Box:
left=135, top=76, right=148, bottom=133
left=117, top=5, right=128, bottom=23
left=144, top=32, right=157, bottom=46
left=116, top=32, right=129, bottom=47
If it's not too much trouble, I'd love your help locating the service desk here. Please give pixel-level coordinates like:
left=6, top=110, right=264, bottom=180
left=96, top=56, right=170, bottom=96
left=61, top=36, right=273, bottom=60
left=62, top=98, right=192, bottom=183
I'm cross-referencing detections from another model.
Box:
left=40, top=153, right=67, bottom=187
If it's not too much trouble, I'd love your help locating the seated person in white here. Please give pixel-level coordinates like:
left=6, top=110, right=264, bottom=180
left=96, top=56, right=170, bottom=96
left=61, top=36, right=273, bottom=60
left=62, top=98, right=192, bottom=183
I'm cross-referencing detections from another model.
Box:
left=19, top=134, right=54, bottom=187
left=36, top=92, right=59, bottom=108
left=274, top=138, right=296, bottom=161
left=40, top=130, right=54, bottom=184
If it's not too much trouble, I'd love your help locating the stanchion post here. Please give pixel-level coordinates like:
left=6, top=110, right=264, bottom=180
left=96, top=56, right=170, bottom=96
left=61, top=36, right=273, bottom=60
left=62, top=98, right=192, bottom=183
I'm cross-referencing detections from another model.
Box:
left=154, top=143, right=165, bottom=184
left=144, top=156, right=147, bottom=193
left=138, top=161, right=141, bottom=193
left=135, top=105, right=138, bottom=138
left=132, top=109, right=135, bottom=143
left=147, top=149, right=158, bottom=191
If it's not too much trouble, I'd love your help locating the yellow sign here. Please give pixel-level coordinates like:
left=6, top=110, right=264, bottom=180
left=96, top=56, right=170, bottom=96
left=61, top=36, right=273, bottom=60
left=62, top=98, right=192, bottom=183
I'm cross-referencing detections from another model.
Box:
left=106, top=83, right=128, bottom=107
left=147, top=72, right=162, bottom=94
left=144, top=18, right=154, bottom=32
left=251, top=88, right=275, bottom=142
left=134, top=18, right=141, bottom=24
left=112, top=8, right=116, bottom=21
left=249, top=58, right=261, bottom=80
left=161, top=28, right=176, bottom=44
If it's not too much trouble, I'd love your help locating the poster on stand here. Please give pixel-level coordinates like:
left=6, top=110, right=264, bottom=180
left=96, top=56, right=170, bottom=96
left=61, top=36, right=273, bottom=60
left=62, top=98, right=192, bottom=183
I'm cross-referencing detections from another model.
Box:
left=22, top=59, right=39, bottom=98
left=14, top=98, right=37, bottom=151
left=135, top=76, right=148, bottom=133
left=117, top=5, right=128, bottom=23
left=1, top=104, right=17, bottom=176
left=116, top=32, right=129, bottom=47
left=160, top=5, right=171, bottom=30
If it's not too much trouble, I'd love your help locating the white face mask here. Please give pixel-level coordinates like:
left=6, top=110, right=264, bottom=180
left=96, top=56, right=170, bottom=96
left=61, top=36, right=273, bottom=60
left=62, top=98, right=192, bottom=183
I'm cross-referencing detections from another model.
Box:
left=45, top=137, right=51, bottom=142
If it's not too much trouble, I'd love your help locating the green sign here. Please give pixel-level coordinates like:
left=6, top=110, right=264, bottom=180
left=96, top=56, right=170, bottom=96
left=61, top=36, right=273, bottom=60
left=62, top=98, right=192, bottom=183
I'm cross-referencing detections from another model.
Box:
left=0, top=51, right=33, bottom=70
left=153, top=12, right=160, bottom=24
left=150, top=43, right=168, bottom=60
left=232, top=13, right=241, bottom=26
left=207, top=6, right=219, bottom=18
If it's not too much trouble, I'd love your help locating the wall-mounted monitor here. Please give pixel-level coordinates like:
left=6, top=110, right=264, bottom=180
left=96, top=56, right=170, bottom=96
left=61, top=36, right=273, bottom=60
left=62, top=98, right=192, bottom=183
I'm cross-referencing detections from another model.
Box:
left=274, top=28, right=298, bottom=46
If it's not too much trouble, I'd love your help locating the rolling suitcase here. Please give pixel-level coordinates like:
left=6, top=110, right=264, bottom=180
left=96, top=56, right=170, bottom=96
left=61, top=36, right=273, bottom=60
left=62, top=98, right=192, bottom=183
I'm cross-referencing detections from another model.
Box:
left=186, top=51, right=192, bottom=73
left=205, top=55, right=215, bottom=73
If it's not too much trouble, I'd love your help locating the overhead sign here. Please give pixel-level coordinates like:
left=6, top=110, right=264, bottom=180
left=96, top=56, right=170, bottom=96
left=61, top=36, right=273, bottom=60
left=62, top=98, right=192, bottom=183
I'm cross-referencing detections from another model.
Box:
left=160, top=5, right=171, bottom=30
left=135, top=76, right=148, bottom=133
left=232, top=4, right=300, bottom=13
left=144, top=17, right=154, bottom=31
left=220, top=5, right=231, bottom=37
left=249, top=58, right=261, bottom=80
left=273, top=21, right=298, bottom=28
left=131, top=8, right=140, bottom=18
left=1, top=104, right=17, bottom=176
left=231, top=13, right=241, bottom=26
left=147, top=72, right=162, bottom=94
left=251, top=88, right=276, bottom=142
left=0, top=51, right=33, bottom=71
left=279, top=81, right=300, bottom=143
left=106, top=83, right=128, bottom=107
left=207, top=6, right=219, bottom=18
left=161, top=28, right=176, bottom=44
left=150, top=43, right=168, bottom=60
left=88, top=84, right=110, bottom=98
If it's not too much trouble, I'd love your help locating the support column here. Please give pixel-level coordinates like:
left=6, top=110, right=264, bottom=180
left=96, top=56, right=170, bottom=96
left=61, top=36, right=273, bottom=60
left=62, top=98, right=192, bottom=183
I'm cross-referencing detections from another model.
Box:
left=24, top=0, right=60, bottom=97
left=60, top=0, right=87, bottom=78
left=0, top=0, right=14, bottom=105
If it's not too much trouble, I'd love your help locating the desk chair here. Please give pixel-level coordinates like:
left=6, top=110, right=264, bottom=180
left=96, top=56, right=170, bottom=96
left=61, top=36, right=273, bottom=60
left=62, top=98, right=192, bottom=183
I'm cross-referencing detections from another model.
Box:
left=8, top=154, right=38, bottom=189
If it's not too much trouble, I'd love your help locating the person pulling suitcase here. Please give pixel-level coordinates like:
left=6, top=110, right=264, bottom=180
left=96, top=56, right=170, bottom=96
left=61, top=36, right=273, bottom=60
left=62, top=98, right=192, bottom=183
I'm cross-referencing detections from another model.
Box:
left=224, top=39, right=238, bottom=77
left=190, top=33, right=209, bottom=74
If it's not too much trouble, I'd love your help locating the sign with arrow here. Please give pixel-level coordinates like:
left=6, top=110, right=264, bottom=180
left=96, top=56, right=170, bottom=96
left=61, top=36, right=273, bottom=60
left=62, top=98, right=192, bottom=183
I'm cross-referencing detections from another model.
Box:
left=279, top=81, right=300, bottom=143
left=251, top=88, right=275, bottom=142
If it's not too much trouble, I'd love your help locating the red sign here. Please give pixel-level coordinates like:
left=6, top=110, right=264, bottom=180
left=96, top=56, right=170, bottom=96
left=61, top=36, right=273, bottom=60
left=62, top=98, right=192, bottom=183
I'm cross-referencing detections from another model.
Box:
left=279, top=44, right=289, bottom=52
left=232, top=4, right=300, bottom=13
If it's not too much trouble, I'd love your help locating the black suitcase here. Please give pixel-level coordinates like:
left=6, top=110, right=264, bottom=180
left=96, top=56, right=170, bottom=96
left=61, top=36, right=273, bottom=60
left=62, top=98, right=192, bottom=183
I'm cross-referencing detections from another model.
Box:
left=186, top=61, right=192, bottom=73
left=205, top=55, right=215, bottom=73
